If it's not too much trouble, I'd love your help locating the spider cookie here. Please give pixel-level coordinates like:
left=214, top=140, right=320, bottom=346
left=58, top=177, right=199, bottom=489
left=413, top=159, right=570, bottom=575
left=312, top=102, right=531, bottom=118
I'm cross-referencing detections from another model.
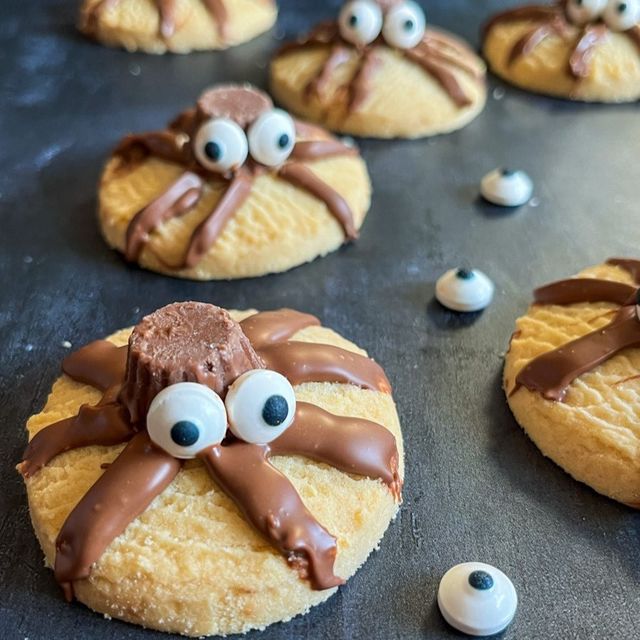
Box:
left=483, top=1, right=640, bottom=102
left=19, top=302, right=403, bottom=636
left=99, top=84, right=371, bottom=280
left=270, top=0, right=487, bottom=138
left=504, top=259, right=640, bottom=506
left=79, top=0, right=277, bottom=54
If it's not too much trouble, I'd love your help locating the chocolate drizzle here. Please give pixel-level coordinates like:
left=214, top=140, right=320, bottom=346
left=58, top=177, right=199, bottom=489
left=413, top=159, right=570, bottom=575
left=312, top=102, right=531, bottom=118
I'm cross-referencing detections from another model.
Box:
left=484, top=2, right=640, bottom=80
left=81, top=0, right=234, bottom=43
left=22, top=304, right=401, bottom=596
left=114, top=85, right=361, bottom=270
left=607, top=258, right=640, bottom=284
left=277, top=17, right=485, bottom=113
left=513, top=259, right=640, bottom=401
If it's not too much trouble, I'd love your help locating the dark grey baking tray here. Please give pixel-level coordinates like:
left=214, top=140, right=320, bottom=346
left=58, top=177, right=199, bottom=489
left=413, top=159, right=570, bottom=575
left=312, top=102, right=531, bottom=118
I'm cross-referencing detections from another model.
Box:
left=1, top=1, right=639, bottom=638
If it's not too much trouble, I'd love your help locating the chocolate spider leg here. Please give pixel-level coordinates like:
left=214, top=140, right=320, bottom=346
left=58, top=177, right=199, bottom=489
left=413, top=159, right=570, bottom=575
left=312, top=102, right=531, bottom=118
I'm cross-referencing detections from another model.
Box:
left=514, top=305, right=640, bottom=401
left=608, top=258, right=640, bottom=284
left=533, top=279, right=637, bottom=306
left=305, top=44, right=352, bottom=99
left=569, top=24, right=608, bottom=78
left=256, top=342, right=392, bottom=393
left=240, top=309, right=321, bottom=348
left=347, top=47, right=381, bottom=113
left=182, top=169, right=254, bottom=269
left=54, top=432, right=181, bottom=601
left=199, top=443, right=344, bottom=590
left=277, top=162, right=357, bottom=240
left=403, top=48, right=472, bottom=107
left=155, top=0, right=178, bottom=39
left=80, top=0, right=119, bottom=34
left=115, top=130, right=192, bottom=167
left=270, top=402, right=402, bottom=500
left=125, top=172, right=203, bottom=262
left=627, top=24, right=640, bottom=52
left=277, top=21, right=340, bottom=56
left=62, top=340, right=127, bottom=390
left=483, top=6, right=561, bottom=36
left=507, top=22, right=557, bottom=66
left=19, top=393, right=134, bottom=479
left=291, top=139, right=358, bottom=162
left=202, top=0, right=228, bottom=40
left=414, top=39, right=484, bottom=79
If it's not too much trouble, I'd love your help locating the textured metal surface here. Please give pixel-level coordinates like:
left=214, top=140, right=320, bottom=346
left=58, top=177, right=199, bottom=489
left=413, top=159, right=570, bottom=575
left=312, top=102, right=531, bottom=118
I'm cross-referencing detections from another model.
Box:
left=1, top=1, right=639, bottom=638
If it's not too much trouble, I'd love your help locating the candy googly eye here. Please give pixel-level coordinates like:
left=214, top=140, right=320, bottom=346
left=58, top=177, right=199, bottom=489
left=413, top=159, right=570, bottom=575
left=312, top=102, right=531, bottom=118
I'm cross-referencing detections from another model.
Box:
left=436, top=268, right=495, bottom=313
left=566, top=0, right=607, bottom=25
left=382, top=1, right=426, bottom=50
left=480, top=168, right=533, bottom=207
left=147, top=382, right=227, bottom=459
left=225, top=370, right=296, bottom=444
left=338, top=0, right=384, bottom=47
left=194, top=118, right=249, bottom=173
left=603, top=0, right=640, bottom=30
left=247, top=109, right=296, bottom=167
left=438, top=562, right=518, bottom=637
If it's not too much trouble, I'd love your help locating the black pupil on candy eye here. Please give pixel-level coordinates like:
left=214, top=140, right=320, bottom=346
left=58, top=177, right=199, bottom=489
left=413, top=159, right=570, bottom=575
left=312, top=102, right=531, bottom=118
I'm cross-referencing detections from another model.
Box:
left=204, top=141, right=222, bottom=162
left=468, top=570, right=494, bottom=591
left=404, top=19, right=415, bottom=31
left=456, top=269, right=474, bottom=280
left=171, top=420, right=200, bottom=447
left=262, top=395, right=289, bottom=427
left=278, top=133, right=290, bottom=149
left=618, top=3, right=627, bottom=12
left=349, top=14, right=358, bottom=27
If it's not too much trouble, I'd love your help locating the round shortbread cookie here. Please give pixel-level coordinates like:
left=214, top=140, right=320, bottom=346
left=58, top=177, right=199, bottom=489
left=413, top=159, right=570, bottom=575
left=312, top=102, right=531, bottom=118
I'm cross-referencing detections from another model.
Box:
left=483, top=6, right=640, bottom=103
left=79, top=0, right=277, bottom=54
left=22, top=310, right=404, bottom=636
left=98, top=85, right=372, bottom=280
left=504, top=262, right=640, bottom=506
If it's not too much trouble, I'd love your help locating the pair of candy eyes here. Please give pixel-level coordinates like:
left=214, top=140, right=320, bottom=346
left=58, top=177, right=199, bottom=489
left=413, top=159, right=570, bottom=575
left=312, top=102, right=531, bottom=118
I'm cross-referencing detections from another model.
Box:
left=194, top=109, right=295, bottom=174
left=567, top=0, right=640, bottom=30
left=339, top=0, right=427, bottom=50
left=146, top=370, right=297, bottom=459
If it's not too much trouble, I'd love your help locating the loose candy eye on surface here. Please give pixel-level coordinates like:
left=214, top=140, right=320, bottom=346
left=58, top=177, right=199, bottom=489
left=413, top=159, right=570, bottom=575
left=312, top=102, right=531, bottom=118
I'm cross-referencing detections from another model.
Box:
left=435, top=268, right=495, bottom=313
left=565, top=0, right=607, bottom=25
left=194, top=118, right=249, bottom=173
left=437, top=562, right=518, bottom=637
left=338, top=0, right=384, bottom=46
left=248, top=109, right=296, bottom=167
left=480, top=168, right=533, bottom=207
left=603, top=0, right=640, bottom=30
left=147, top=382, right=228, bottom=459
left=225, top=370, right=296, bottom=444
left=382, top=1, right=427, bottom=50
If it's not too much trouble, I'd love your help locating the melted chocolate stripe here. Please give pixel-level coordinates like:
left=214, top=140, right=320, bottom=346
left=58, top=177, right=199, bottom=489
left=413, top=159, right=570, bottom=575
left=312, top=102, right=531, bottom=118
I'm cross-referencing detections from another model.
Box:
left=125, top=172, right=203, bottom=262
left=483, top=5, right=561, bottom=36
left=291, top=140, right=358, bottom=162
left=569, top=24, right=608, bottom=78
left=115, top=131, right=192, bottom=167
left=348, top=48, right=381, bottom=113
left=404, top=48, right=472, bottom=107
left=607, top=258, right=640, bottom=284
left=156, top=0, right=177, bottom=39
left=20, top=397, right=133, bottom=479
left=508, top=23, right=556, bottom=65
left=199, top=443, right=343, bottom=590
left=62, top=341, right=127, bottom=391
left=54, top=433, right=181, bottom=599
left=257, top=342, right=392, bottom=393
left=277, top=163, right=357, bottom=240
left=515, top=306, right=640, bottom=401
left=419, top=41, right=483, bottom=79
left=627, top=25, right=640, bottom=52
left=305, top=44, right=352, bottom=99
left=277, top=21, right=339, bottom=56
left=271, top=402, right=402, bottom=500
left=183, top=169, right=254, bottom=269
left=240, top=309, right=321, bottom=348
left=533, top=278, right=637, bottom=306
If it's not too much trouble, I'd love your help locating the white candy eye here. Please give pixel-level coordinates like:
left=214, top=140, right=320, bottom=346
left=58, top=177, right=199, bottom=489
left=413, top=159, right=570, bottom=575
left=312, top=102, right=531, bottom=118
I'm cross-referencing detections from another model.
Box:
left=566, top=0, right=607, bottom=25
left=247, top=109, right=296, bottom=167
left=480, top=168, right=533, bottom=207
left=435, top=268, right=495, bottom=313
left=382, top=1, right=426, bottom=50
left=603, top=0, right=640, bottom=30
left=147, top=383, right=227, bottom=459
left=225, top=370, right=296, bottom=444
left=193, top=118, right=248, bottom=173
left=338, top=0, right=383, bottom=47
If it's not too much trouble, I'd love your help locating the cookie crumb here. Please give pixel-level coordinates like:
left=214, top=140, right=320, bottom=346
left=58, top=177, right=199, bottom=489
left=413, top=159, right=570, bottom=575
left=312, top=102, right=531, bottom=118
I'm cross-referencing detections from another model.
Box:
left=492, top=87, right=505, bottom=100
left=61, top=340, right=72, bottom=349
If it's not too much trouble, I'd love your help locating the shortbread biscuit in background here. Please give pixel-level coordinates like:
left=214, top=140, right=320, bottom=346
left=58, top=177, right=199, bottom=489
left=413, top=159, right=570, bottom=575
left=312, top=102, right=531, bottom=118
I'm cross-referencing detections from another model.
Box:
left=98, top=84, right=371, bottom=280
left=79, top=0, right=277, bottom=54
left=504, top=259, right=640, bottom=506
left=20, top=303, right=404, bottom=636
left=483, top=1, right=640, bottom=102
left=270, top=0, right=486, bottom=138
